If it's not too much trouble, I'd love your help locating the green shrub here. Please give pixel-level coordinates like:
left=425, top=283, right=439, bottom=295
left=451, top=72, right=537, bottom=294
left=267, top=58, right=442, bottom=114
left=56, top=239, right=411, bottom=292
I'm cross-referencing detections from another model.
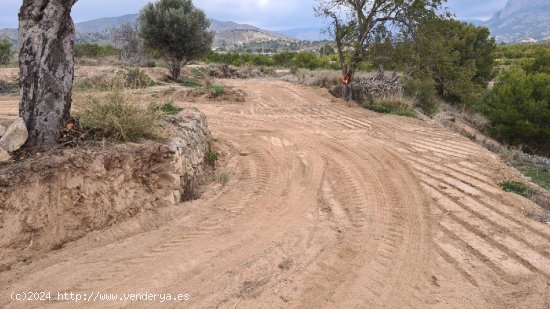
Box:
left=273, top=51, right=296, bottom=66
left=0, top=39, right=12, bottom=66
left=404, top=77, right=439, bottom=116
left=292, top=52, right=320, bottom=70
left=78, top=91, right=163, bottom=142
left=208, top=84, right=225, bottom=97
left=75, top=44, right=119, bottom=58
left=479, top=67, right=550, bottom=156
left=151, top=101, right=184, bottom=115
left=383, top=19, right=496, bottom=108
left=205, top=51, right=342, bottom=71
left=500, top=181, right=532, bottom=197
left=207, top=151, right=220, bottom=164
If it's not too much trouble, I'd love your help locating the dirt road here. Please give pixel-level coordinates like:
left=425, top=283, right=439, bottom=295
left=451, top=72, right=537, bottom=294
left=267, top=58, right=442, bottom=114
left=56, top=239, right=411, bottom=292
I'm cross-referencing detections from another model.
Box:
left=1, top=79, right=550, bottom=308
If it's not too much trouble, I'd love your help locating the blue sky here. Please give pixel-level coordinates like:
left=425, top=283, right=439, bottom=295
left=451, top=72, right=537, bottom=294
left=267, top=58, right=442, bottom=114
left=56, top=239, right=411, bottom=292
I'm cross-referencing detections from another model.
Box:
left=0, top=0, right=508, bottom=30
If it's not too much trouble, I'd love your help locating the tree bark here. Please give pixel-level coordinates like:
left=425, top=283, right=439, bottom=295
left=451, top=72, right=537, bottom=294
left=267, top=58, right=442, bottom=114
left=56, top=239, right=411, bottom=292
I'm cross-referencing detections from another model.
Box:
left=170, top=59, right=182, bottom=81
left=18, top=0, right=77, bottom=147
left=342, top=66, right=355, bottom=101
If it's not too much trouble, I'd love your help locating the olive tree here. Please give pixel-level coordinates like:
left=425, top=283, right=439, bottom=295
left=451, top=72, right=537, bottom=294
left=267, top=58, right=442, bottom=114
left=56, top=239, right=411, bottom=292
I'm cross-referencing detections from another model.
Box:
left=139, top=0, right=214, bottom=80
left=19, top=0, right=78, bottom=147
left=315, top=0, right=446, bottom=100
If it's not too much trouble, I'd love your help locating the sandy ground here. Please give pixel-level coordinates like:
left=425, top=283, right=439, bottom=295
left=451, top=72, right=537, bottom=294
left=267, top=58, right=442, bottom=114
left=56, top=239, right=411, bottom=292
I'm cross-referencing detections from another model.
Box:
left=1, top=77, right=550, bottom=308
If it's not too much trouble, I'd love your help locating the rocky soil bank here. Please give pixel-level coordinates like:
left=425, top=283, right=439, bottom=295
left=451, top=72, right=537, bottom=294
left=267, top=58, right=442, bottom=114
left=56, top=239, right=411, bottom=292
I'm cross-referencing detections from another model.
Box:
left=0, top=108, right=212, bottom=271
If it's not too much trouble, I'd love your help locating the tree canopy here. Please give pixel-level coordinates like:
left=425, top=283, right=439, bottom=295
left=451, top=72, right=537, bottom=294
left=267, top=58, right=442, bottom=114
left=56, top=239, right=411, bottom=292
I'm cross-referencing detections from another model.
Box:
left=139, top=0, right=214, bottom=80
left=315, top=0, right=446, bottom=99
left=378, top=18, right=497, bottom=107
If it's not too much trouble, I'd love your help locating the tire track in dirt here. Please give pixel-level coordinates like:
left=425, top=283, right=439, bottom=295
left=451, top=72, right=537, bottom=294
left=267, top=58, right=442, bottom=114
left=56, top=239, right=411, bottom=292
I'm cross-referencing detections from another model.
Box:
left=1, top=78, right=549, bottom=309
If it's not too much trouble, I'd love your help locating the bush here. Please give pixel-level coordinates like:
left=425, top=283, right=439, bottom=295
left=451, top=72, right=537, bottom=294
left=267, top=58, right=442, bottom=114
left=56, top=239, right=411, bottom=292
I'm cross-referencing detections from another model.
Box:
left=205, top=51, right=342, bottom=71
left=479, top=67, right=550, bottom=156
left=208, top=84, right=225, bottom=97
left=207, top=151, right=220, bottom=165
left=75, top=44, right=119, bottom=58
left=404, top=77, right=439, bottom=116
left=78, top=91, right=163, bottom=142
left=0, top=39, right=12, bottom=66
left=383, top=19, right=496, bottom=108
left=500, top=181, right=532, bottom=197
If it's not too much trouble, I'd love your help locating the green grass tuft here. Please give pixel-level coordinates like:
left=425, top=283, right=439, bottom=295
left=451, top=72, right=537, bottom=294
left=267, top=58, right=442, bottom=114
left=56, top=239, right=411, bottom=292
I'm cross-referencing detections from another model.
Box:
left=207, top=151, right=220, bottom=165
left=179, top=77, right=203, bottom=88
left=208, top=85, right=225, bottom=97
left=500, top=181, right=533, bottom=197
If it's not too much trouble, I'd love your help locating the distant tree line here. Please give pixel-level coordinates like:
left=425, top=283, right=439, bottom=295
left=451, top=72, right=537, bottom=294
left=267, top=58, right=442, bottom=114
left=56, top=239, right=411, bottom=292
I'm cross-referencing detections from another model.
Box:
left=205, top=51, right=343, bottom=70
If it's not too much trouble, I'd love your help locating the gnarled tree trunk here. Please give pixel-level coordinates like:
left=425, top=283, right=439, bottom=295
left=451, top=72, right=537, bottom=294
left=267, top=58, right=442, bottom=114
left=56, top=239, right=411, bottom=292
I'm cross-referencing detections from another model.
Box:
left=19, top=0, right=78, bottom=147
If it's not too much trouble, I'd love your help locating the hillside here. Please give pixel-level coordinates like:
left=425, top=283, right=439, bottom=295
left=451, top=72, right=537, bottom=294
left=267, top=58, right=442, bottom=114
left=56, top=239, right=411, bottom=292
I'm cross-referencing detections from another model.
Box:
left=279, top=27, right=331, bottom=41
left=484, top=0, right=550, bottom=43
left=74, top=14, right=291, bottom=48
left=0, top=13, right=292, bottom=49
left=0, top=28, right=17, bottom=47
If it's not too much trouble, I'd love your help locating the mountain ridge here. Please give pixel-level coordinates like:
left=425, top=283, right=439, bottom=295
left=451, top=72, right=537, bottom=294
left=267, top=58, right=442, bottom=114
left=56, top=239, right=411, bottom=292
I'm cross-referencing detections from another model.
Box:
left=483, top=0, right=550, bottom=43
left=1, top=13, right=294, bottom=49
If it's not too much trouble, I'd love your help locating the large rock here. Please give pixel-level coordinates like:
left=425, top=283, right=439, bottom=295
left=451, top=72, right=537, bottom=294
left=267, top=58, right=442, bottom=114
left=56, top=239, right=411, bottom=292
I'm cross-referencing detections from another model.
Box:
left=0, top=118, right=29, bottom=152
left=0, top=147, right=10, bottom=162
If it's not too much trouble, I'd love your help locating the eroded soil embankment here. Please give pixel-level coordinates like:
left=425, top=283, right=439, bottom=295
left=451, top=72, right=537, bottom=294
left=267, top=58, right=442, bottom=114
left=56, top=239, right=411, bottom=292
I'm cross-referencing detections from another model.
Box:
left=0, top=108, right=211, bottom=271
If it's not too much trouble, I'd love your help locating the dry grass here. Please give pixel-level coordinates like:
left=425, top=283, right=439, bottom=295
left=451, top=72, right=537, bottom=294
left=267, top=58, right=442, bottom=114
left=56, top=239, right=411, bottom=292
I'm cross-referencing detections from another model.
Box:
left=75, top=68, right=154, bottom=91
left=77, top=91, right=163, bottom=142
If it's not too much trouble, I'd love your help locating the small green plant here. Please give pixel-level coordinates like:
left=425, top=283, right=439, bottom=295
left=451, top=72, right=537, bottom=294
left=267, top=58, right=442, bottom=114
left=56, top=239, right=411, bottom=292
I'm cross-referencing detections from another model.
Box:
left=207, top=151, right=220, bottom=165
left=150, top=101, right=183, bottom=115
left=500, top=181, right=532, bottom=197
left=78, top=91, right=163, bottom=142
left=208, top=85, right=225, bottom=97
left=179, top=77, right=203, bottom=88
